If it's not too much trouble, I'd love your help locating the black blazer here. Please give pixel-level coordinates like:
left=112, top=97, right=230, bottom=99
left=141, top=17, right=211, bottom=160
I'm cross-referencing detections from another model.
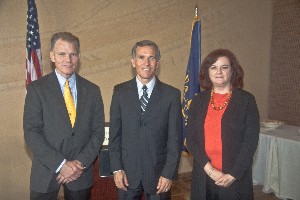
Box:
left=109, top=77, right=183, bottom=194
left=186, top=89, right=260, bottom=200
left=24, top=72, right=105, bottom=193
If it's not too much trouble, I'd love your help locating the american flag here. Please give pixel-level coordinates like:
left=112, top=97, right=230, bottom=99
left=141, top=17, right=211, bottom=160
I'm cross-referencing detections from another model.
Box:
left=26, top=0, right=42, bottom=86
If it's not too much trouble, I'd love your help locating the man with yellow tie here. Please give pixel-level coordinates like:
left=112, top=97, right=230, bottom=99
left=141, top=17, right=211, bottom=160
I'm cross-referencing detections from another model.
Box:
left=24, top=32, right=105, bottom=200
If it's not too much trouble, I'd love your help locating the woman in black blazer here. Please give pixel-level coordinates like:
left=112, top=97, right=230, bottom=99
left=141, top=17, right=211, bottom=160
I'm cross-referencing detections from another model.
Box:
left=186, top=49, right=260, bottom=200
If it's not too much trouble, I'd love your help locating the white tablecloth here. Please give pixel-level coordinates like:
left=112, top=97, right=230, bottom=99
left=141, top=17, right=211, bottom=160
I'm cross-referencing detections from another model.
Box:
left=252, top=124, right=300, bottom=200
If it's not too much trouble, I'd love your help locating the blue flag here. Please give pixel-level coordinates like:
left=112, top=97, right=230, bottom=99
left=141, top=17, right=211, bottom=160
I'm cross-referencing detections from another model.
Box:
left=182, top=17, right=201, bottom=154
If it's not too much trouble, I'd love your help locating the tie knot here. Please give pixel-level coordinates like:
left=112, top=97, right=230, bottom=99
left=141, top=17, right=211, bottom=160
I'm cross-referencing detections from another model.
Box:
left=142, top=85, right=147, bottom=91
left=65, top=80, right=70, bottom=87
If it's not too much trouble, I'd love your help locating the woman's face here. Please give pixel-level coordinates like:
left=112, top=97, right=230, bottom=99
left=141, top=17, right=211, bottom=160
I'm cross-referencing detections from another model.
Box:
left=208, top=56, right=232, bottom=89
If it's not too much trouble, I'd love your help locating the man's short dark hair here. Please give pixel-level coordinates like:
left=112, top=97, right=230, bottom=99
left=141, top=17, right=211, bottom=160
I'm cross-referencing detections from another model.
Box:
left=131, top=40, right=161, bottom=60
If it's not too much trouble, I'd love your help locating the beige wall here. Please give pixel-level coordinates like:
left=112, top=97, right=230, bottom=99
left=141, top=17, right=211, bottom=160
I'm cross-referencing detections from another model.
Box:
left=0, top=0, right=272, bottom=199
left=268, top=0, right=300, bottom=126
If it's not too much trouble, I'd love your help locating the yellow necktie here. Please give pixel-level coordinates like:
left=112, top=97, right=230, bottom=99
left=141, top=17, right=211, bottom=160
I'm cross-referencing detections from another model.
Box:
left=64, top=80, right=76, bottom=127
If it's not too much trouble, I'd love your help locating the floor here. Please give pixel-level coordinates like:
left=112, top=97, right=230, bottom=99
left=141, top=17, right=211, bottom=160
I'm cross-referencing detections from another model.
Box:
left=58, top=172, right=281, bottom=200
left=171, top=172, right=281, bottom=200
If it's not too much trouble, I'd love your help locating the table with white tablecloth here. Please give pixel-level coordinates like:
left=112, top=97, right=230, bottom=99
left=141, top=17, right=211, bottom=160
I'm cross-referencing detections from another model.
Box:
left=252, top=124, right=300, bottom=200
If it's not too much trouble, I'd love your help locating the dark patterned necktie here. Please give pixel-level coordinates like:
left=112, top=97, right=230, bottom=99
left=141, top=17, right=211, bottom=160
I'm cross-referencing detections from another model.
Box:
left=140, top=85, right=149, bottom=114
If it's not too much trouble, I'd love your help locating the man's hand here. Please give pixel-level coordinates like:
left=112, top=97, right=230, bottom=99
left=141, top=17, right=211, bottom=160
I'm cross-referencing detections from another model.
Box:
left=114, top=170, right=129, bottom=191
left=56, top=160, right=85, bottom=184
left=156, top=176, right=172, bottom=194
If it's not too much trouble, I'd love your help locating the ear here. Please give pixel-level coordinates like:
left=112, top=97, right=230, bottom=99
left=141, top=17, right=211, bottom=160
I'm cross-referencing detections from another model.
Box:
left=156, top=61, right=160, bottom=69
left=131, top=58, right=135, bottom=68
left=50, top=51, right=55, bottom=62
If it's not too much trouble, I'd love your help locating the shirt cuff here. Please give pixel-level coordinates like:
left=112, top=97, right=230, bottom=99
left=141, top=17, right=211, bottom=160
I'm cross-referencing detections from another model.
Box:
left=55, top=159, right=66, bottom=173
left=113, top=170, right=123, bottom=174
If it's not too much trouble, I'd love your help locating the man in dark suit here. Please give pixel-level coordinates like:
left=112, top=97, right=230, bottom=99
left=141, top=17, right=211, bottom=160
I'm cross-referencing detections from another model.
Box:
left=109, top=40, right=182, bottom=200
left=24, top=32, right=105, bottom=200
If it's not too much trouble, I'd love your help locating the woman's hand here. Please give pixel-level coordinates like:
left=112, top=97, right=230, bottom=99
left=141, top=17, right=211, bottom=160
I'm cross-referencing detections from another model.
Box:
left=204, top=162, right=236, bottom=187
left=204, top=162, right=224, bottom=182
left=215, top=173, right=236, bottom=187
left=209, top=168, right=224, bottom=182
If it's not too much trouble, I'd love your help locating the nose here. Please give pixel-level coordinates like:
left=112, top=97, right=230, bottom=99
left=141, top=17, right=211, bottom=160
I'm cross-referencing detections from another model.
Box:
left=64, top=54, right=71, bottom=62
left=144, top=58, right=150, bottom=66
left=216, top=67, right=222, bottom=74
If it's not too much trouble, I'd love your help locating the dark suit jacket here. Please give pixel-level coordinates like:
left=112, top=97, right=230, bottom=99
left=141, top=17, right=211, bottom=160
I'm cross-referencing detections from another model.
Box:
left=24, top=72, right=105, bottom=193
left=109, top=77, right=182, bottom=194
left=186, top=89, right=260, bottom=200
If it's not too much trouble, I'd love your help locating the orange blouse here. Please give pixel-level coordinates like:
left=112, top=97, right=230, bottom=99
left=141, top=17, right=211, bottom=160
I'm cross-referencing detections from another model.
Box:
left=204, top=93, right=230, bottom=171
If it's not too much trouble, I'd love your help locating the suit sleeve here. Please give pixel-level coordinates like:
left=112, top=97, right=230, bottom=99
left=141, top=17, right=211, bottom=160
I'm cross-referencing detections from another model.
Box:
left=161, top=90, right=183, bottom=179
left=24, top=83, right=65, bottom=173
left=108, top=86, right=124, bottom=172
left=76, top=86, right=105, bottom=168
left=229, top=94, right=260, bottom=180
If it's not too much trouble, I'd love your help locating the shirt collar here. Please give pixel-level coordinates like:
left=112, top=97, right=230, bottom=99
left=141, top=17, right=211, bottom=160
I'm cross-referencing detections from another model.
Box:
left=55, top=70, right=76, bottom=90
left=136, top=76, right=156, bottom=97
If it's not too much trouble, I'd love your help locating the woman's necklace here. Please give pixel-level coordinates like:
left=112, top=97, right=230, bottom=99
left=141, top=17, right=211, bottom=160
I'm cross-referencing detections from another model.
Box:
left=210, top=89, right=232, bottom=111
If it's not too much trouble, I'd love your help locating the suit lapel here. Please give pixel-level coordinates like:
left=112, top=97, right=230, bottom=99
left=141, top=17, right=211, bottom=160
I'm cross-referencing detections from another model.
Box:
left=127, top=78, right=143, bottom=117
left=74, top=74, right=87, bottom=129
left=141, top=77, right=162, bottom=119
left=47, top=72, right=72, bottom=128
left=222, top=89, right=237, bottom=119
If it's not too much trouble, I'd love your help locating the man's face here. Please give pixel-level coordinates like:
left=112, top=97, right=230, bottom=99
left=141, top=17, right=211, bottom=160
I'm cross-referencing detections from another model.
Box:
left=50, top=39, right=79, bottom=79
left=131, top=46, right=159, bottom=85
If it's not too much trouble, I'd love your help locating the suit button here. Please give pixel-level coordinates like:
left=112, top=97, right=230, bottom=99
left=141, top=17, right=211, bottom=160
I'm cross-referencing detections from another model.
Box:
left=71, top=133, right=75, bottom=136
